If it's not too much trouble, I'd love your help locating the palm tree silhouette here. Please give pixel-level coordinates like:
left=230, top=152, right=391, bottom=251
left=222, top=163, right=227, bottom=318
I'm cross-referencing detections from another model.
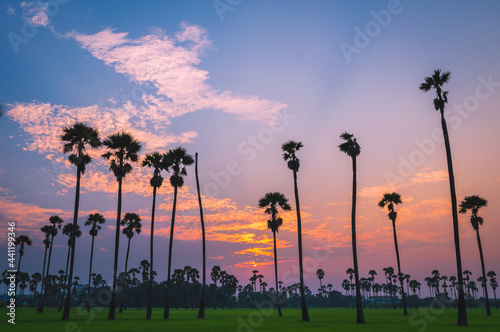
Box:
left=102, top=132, right=142, bottom=320
left=282, top=140, right=309, bottom=322
left=420, top=69, right=467, bottom=326
left=194, top=153, right=207, bottom=319
left=60, top=122, right=100, bottom=320
left=316, top=269, right=325, bottom=309
left=14, top=235, right=32, bottom=304
left=84, top=213, right=105, bottom=312
left=30, top=272, right=41, bottom=307
left=59, top=224, right=81, bottom=312
left=119, top=212, right=142, bottom=313
left=339, top=132, right=365, bottom=324
left=368, top=270, right=377, bottom=307
left=163, top=147, right=194, bottom=319
left=258, top=191, right=291, bottom=317
left=379, top=192, right=407, bottom=315
left=487, top=271, right=497, bottom=309
left=39, top=215, right=63, bottom=313
left=37, top=227, right=50, bottom=310
left=142, top=152, right=169, bottom=319
left=459, top=195, right=491, bottom=316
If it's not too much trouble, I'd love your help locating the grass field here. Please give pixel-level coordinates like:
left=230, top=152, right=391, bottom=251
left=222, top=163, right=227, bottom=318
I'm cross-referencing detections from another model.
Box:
left=1, top=307, right=499, bottom=331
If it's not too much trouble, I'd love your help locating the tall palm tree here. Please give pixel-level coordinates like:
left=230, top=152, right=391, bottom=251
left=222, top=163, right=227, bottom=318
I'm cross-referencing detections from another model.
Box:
left=316, top=269, right=325, bottom=309
left=459, top=195, right=491, bottom=316
left=420, top=69, right=467, bottom=326
left=39, top=215, right=63, bottom=313
left=282, top=140, right=309, bottom=322
left=378, top=192, right=408, bottom=315
left=102, top=132, right=142, bottom=320
left=339, top=132, right=364, bottom=324
left=60, top=122, right=100, bottom=320
left=84, top=213, right=105, bottom=312
left=163, top=147, right=194, bottom=319
left=119, top=212, right=142, bottom=313
left=142, top=152, right=169, bottom=319
left=258, top=191, right=291, bottom=317
left=14, top=235, right=32, bottom=303
left=59, top=224, right=81, bottom=312
left=194, top=153, right=207, bottom=319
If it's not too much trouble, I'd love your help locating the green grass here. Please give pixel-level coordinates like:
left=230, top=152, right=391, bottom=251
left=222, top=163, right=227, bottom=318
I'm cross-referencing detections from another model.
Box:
left=1, top=307, right=499, bottom=331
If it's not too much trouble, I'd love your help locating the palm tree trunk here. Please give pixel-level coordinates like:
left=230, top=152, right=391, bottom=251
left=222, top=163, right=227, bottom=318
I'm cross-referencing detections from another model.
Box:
left=273, top=230, right=283, bottom=317
left=59, top=245, right=71, bottom=312
left=87, top=235, right=95, bottom=312
left=292, top=165, right=309, bottom=322
left=195, top=153, right=207, bottom=319
left=119, top=237, right=131, bottom=313
left=146, top=185, right=157, bottom=320
left=439, top=110, right=467, bottom=326
left=164, top=185, right=178, bottom=319
left=392, top=219, right=408, bottom=315
left=39, top=235, right=54, bottom=313
left=38, top=246, right=48, bottom=311
left=351, top=156, right=365, bottom=324
left=108, top=175, right=123, bottom=320
left=62, top=166, right=81, bottom=320
left=476, top=229, right=491, bottom=316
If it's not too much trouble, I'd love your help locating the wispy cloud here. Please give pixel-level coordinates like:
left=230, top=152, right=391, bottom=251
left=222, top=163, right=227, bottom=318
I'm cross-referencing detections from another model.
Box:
left=66, top=23, right=287, bottom=123
left=21, top=1, right=51, bottom=27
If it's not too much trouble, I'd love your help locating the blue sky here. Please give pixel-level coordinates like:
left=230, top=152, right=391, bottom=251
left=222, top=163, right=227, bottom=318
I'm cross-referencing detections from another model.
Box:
left=1, top=0, right=500, bottom=295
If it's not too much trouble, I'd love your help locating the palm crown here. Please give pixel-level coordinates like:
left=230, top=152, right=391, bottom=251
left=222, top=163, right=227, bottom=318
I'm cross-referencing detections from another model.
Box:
left=120, top=213, right=142, bottom=239
left=282, top=140, right=303, bottom=171
left=459, top=195, right=488, bottom=231
left=50, top=215, right=64, bottom=228
left=142, top=152, right=170, bottom=188
left=378, top=192, right=402, bottom=220
left=258, top=192, right=291, bottom=233
left=339, top=132, right=360, bottom=157
left=61, top=123, right=101, bottom=174
left=165, top=147, right=194, bottom=188
left=102, top=132, right=142, bottom=180
left=62, top=223, right=82, bottom=245
left=419, top=69, right=450, bottom=111
left=15, top=235, right=32, bottom=254
left=85, top=213, right=106, bottom=237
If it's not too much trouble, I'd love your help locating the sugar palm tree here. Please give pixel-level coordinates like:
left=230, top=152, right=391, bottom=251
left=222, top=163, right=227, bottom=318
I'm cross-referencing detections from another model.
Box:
left=282, top=140, right=309, bottom=322
left=487, top=271, right=497, bottom=309
left=420, top=69, right=467, bottom=326
left=119, top=212, right=142, bottom=313
left=459, top=195, right=491, bottom=316
left=339, top=132, right=364, bottom=324
left=316, top=269, right=325, bottom=309
left=61, top=122, right=101, bottom=320
left=37, top=228, right=50, bottom=310
left=30, top=272, right=41, bottom=307
left=194, top=153, right=207, bottom=319
left=84, top=213, right=105, bottom=312
left=142, top=152, right=169, bottom=319
left=378, top=192, right=407, bottom=315
left=163, top=147, right=194, bottom=319
left=258, top=191, right=291, bottom=317
left=102, top=132, right=142, bottom=320
left=14, top=235, right=32, bottom=303
left=59, top=224, right=82, bottom=312
left=39, top=215, right=63, bottom=313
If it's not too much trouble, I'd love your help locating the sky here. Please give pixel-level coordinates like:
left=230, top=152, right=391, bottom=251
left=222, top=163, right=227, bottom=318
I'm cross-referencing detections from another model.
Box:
left=1, top=0, right=499, bottom=297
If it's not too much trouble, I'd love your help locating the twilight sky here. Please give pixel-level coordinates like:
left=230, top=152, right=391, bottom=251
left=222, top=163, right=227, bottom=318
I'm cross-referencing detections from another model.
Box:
left=1, top=0, right=499, bottom=296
